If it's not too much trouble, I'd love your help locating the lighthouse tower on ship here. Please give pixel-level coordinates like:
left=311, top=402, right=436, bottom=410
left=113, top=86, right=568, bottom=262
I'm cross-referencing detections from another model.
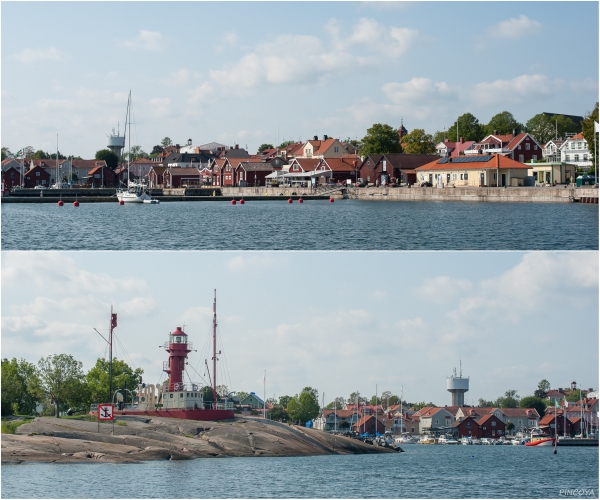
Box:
left=127, top=290, right=234, bottom=420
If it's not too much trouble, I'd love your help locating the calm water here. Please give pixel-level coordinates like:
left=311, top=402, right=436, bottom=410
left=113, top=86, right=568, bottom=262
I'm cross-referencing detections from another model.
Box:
left=2, top=446, right=598, bottom=498
left=1, top=200, right=598, bottom=251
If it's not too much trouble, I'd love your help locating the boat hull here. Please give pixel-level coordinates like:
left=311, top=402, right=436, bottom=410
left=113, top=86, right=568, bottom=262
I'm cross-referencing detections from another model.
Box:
left=525, top=438, right=555, bottom=447
left=115, top=408, right=235, bottom=420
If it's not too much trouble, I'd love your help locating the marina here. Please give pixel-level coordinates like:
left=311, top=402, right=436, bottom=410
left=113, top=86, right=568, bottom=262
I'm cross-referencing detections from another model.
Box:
left=2, top=199, right=598, bottom=251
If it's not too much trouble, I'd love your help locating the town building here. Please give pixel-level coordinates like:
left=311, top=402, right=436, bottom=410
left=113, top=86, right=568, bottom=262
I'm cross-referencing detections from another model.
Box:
left=297, top=136, right=348, bottom=159
left=87, top=165, right=115, bottom=188
left=313, top=409, right=360, bottom=431
left=559, top=133, right=593, bottom=168
left=465, top=131, right=543, bottom=163
left=526, top=160, right=576, bottom=184
left=236, top=161, right=276, bottom=187
left=163, top=167, right=202, bottom=188
left=415, top=154, right=531, bottom=187
left=436, top=138, right=476, bottom=158
left=413, top=407, right=454, bottom=433
left=2, top=166, right=22, bottom=190
left=359, top=153, right=439, bottom=185
left=23, top=165, right=50, bottom=188
left=353, top=415, right=385, bottom=435
left=543, top=139, right=565, bottom=163
left=239, top=393, right=265, bottom=409
left=148, top=166, right=167, bottom=188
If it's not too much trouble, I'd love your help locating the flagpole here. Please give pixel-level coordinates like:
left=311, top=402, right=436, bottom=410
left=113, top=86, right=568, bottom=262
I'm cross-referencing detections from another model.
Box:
left=263, top=370, right=266, bottom=419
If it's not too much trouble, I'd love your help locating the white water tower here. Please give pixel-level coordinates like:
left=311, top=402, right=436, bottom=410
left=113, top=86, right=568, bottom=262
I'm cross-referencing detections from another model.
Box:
left=447, top=362, right=469, bottom=406
left=107, top=127, right=125, bottom=157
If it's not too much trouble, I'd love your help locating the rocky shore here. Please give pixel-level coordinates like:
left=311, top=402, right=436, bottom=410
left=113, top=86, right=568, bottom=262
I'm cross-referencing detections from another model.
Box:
left=2, top=416, right=394, bottom=464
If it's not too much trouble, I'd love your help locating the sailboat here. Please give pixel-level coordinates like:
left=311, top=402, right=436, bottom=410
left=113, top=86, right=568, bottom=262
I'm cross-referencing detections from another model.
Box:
left=116, top=92, right=159, bottom=204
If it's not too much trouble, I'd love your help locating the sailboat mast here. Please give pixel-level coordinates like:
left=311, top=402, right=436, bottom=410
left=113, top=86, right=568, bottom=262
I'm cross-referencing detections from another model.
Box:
left=212, top=289, right=217, bottom=407
left=127, top=91, right=131, bottom=187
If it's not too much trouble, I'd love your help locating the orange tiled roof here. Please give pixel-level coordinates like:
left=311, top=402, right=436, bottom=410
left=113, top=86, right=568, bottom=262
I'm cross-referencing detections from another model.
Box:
left=415, top=154, right=530, bottom=171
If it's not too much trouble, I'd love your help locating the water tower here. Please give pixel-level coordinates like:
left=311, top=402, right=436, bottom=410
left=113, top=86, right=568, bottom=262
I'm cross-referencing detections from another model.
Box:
left=447, top=361, right=469, bottom=406
left=107, top=126, right=125, bottom=157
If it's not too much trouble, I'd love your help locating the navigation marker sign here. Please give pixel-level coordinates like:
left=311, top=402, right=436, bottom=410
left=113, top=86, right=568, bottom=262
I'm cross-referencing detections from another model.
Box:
left=98, top=404, right=114, bottom=421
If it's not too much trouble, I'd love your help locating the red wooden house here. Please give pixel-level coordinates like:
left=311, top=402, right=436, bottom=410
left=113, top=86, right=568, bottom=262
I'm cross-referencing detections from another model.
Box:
left=163, top=167, right=201, bottom=188
left=24, top=165, right=51, bottom=188
left=148, top=166, right=167, bottom=188
left=236, top=162, right=274, bottom=186
left=353, top=415, right=385, bottom=435
left=317, top=155, right=361, bottom=184
left=3, top=166, right=22, bottom=190
left=87, top=166, right=115, bottom=188
left=451, top=415, right=505, bottom=438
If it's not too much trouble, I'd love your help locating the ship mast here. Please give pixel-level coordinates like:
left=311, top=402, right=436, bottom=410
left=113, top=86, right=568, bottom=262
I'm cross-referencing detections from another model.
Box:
left=212, top=289, right=218, bottom=407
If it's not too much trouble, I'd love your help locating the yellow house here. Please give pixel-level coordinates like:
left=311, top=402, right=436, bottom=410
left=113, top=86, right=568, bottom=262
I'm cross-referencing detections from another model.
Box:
left=415, top=154, right=530, bottom=187
left=526, top=161, right=576, bottom=185
left=298, top=136, right=347, bottom=159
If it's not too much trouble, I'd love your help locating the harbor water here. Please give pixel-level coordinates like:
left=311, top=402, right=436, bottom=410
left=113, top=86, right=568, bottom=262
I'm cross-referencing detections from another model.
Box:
left=1, top=446, right=598, bottom=498
left=2, top=200, right=598, bottom=250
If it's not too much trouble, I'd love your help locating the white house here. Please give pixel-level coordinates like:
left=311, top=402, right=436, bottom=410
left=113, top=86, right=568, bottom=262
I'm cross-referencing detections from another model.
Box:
left=559, top=133, right=593, bottom=168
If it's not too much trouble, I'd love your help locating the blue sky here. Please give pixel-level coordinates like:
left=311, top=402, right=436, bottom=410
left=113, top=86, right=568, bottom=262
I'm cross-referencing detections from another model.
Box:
left=2, top=1, right=598, bottom=158
left=2, top=251, right=598, bottom=405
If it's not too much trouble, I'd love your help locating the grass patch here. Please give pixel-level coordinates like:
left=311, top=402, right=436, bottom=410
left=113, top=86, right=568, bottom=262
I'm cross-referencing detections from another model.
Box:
left=1, top=420, right=27, bottom=434
left=115, top=420, right=127, bottom=426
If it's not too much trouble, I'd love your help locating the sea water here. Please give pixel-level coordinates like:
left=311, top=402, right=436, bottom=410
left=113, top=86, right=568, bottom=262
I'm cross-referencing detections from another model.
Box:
left=2, top=446, right=598, bottom=498
left=1, top=200, right=598, bottom=251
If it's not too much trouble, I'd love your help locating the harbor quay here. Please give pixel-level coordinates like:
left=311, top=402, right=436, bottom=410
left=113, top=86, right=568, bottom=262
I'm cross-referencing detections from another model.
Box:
left=1, top=185, right=598, bottom=204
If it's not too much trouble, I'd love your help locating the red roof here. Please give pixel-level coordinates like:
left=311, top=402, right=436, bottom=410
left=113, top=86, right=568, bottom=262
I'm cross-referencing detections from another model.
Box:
left=415, top=154, right=530, bottom=171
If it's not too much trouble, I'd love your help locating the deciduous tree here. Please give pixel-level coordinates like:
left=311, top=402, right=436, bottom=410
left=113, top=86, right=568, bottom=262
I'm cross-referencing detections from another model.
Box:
left=95, top=149, right=119, bottom=171
left=359, top=124, right=402, bottom=156
left=86, top=358, right=143, bottom=406
left=401, top=129, right=436, bottom=154
left=161, top=137, right=173, bottom=148
left=484, top=111, right=524, bottom=136
left=38, top=354, right=87, bottom=418
left=526, top=114, right=578, bottom=145
left=1, top=358, right=43, bottom=416
left=257, top=144, right=274, bottom=153
left=287, top=387, right=320, bottom=424
left=446, top=113, right=485, bottom=143
left=534, top=379, right=551, bottom=399
left=519, top=396, right=549, bottom=418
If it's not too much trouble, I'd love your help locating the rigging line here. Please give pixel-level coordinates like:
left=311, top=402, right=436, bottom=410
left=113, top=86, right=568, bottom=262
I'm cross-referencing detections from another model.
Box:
left=187, top=362, right=210, bottom=387
left=113, top=332, right=138, bottom=371
left=217, top=332, right=232, bottom=393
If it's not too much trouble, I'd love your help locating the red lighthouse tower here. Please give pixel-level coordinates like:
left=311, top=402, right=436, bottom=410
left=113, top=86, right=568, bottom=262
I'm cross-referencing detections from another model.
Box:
left=163, top=326, right=192, bottom=391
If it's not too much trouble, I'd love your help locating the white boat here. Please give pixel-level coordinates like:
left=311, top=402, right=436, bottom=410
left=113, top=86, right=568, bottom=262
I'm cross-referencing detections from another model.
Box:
left=395, top=434, right=417, bottom=445
left=460, top=437, right=473, bottom=445
left=472, top=438, right=482, bottom=445
left=116, top=92, right=159, bottom=205
left=480, top=438, right=492, bottom=445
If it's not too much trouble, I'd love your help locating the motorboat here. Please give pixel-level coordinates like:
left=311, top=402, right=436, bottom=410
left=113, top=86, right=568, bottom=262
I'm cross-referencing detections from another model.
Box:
left=460, top=437, right=473, bottom=445
left=480, top=438, right=492, bottom=445
left=472, top=438, right=482, bottom=445
left=395, top=434, right=417, bottom=445
left=419, top=435, right=437, bottom=445
left=525, top=428, right=555, bottom=447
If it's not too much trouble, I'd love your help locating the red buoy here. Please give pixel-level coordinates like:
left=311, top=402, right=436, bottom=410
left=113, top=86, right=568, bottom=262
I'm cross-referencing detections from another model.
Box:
left=231, top=199, right=236, bottom=205
left=73, top=200, right=80, bottom=207
left=119, top=200, right=124, bottom=205
left=298, top=198, right=304, bottom=203
left=288, top=198, right=293, bottom=204
left=240, top=199, right=245, bottom=205
left=329, top=197, right=334, bottom=203
left=57, top=200, right=64, bottom=207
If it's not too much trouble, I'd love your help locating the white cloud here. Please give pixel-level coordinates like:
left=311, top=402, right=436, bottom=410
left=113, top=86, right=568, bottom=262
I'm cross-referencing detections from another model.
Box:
left=149, top=97, right=172, bottom=119
left=489, top=15, right=542, bottom=39
left=119, top=30, right=165, bottom=51
left=471, top=74, right=559, bottom=105
left=383, top=77, right=454, bottom=104
left=115, top=297, right=158, bottom=319
left=11, top=47, right=66, bottom=63
left=416, top=277, right=472, bottom=304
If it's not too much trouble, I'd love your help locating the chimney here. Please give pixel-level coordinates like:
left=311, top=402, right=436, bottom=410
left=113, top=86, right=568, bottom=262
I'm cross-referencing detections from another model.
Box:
left=459, top=137, right=464, bottom=144
left=314, top=135, right=318, bottom=141
left=444, top=139, right=449, bottom=143
left=235, top=144, right=239, bottom=149
left=323, top=135, right=328, bottom=140
left=512, top=129, right=516, bottom=136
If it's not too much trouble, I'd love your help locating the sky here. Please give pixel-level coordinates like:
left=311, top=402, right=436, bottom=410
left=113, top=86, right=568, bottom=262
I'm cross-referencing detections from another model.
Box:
left=2, top=250, right=598, bottom=406
left=2, top=1, right=598, bottom=158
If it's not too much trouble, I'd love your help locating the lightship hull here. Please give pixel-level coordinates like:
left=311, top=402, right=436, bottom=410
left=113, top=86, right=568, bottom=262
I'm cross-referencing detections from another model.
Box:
left=525, top=437, right=555, bottom=446
left=116, top=408, right=235, bottom=420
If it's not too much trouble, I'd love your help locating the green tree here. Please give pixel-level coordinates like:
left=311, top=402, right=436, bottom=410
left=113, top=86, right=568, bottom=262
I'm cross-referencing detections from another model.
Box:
left=484, top=111, right=524, bottom=136
left=526, top=114, right=578, bottom=145
left=566, top=388, right=585, bottom=403
left=478, top=398, right=494, bottom=407
left=38, top=354, right=87, bottom=418
left=411, top=401, right=436, bottom=410
left=1, top=358, right=43, bottom=416
left=278, top=395, right=292, bottom=408
left=161, top=137, right=173, bottom=148
left=534, top=379, right=551, bottom=399
left=287, top=387, right=320, bottom=424
left=86, top=358, right=143, bottom=405
left=269, top=405, right=289, bottom=421
left=326, top=397, right=344, bottom=410
left=446, top=113, right=485, bottom=143
left=432, top=130, right=448, bottom=145
left=1, top=147, right=11, bottom=160
left=33, top=150, right=49, bottom=159
left=127, top=145, right=148, bottom=162
left=369, top=395, right=382, bottom=405
left=236, top=391, right=249, bottom=403
left=505, top=421, right=515, bottom=433
left=348, top=391, right=367, bottom=405
left=278, top=140, right=295, bottom=149
left=581, top=102, right=599, bottom=172
left=95, top=149, right=119, bottom=171
left=495, top=389, right=520, bottom=408
left=380, top=390, right=399, bottom=409
left=519, top=396, right=549, bottom=418
left=257, top=143, right=274, bottom=153
left=401, top=129, right=436, bottom=154
left=359, top=123, right=402, bottom=156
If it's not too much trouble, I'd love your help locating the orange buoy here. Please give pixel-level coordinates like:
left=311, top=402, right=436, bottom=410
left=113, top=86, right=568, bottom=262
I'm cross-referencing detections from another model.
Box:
left=240, top=199, right=245, bottom=205
left=329, top=197, right=334, bottom=203
left=73, top=200, right=80, bottom=207
left=119, top=200, right=124, bottom=205
left=231, top=199, right=236, bottom=205
left=298, top=198, right=303, bottom=203
left=287, top=198, right=293, bottom=204
left=57, top=200, right=64, bottom=207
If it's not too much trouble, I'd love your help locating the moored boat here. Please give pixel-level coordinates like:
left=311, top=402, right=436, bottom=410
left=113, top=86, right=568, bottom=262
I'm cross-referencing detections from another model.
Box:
left=525, top=429, right=555, bottom=447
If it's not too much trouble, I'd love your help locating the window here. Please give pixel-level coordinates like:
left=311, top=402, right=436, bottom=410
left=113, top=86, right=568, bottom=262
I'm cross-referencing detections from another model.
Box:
left=519, top=155, right=525, bottom=163
left=518, top=145, right=521, bottom=150
left=493, top=173, right=497, bottom=180
left=492, top=421, right=496, bottom=426
left=180, top=393, right=184, bottom=398
left=36, top=171, right=40, bottom=176
left=334, top=146, right=339, bottom=153
left=534, top=145, right=538, bottom=150
left=464, top=173, right=468, bottom=180
left=566, top=155, right=570, bottom=161
left=170, top=394, right=173, bottom=398
left=532, top=155, right=537, bottom=161
left=584, top=154, right=588, bottom=161
left=571, top=142, right=575, bottom=149
left=452, top=173, right=457, bottom=180
left=574, top=154, right=579, bottom=162
left=577, top=142, right=582, bottom=149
